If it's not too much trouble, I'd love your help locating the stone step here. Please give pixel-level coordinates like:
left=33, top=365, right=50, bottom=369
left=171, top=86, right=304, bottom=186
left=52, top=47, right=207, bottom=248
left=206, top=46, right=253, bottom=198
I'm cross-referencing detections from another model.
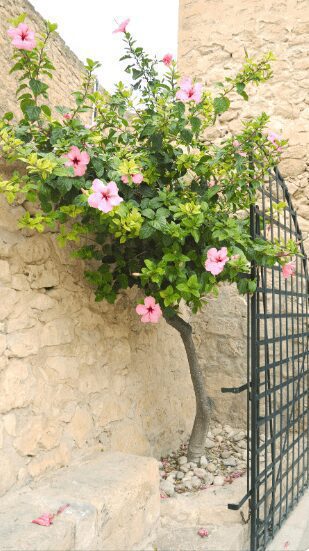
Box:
left=160, top=476, right=249, bottom=527
left=0, top=452, right=160, bottom=551
left=155, top=477, right=250, bottom=551
left=155, top=523, right=250, bottom=551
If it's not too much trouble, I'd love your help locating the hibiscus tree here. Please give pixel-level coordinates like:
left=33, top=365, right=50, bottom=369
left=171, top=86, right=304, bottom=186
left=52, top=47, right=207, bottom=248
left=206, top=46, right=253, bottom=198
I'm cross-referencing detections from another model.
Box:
left=0, top=15, right=297, bottom=461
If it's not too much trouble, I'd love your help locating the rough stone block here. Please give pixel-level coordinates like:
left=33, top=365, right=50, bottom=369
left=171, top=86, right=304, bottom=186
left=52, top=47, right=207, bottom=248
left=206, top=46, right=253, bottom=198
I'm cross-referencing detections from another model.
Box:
left=0, top=260, right=10, bottom=284
left=0, top=452, right=160, bottom=551
left=41, top=318, right=75, bottom=346
left=0, top=288, right=17, bottom=321
left=7, top=327, right=40, bottom=357
left=0, top=361, right=34, bottom=413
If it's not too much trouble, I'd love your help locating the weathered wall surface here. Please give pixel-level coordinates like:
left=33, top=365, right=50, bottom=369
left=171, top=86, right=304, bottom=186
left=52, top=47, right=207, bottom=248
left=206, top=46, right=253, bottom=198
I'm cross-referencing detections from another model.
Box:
left=178, top=0, right=308, bottom=240
left=179, top=0, right=308, bottom=422
left=0, top=0, right=194, bottom=496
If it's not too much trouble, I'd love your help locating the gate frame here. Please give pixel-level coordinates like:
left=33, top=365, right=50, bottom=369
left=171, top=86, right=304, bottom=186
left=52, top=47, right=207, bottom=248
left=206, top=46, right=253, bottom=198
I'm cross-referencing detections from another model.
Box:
left=222, top=168, right=309, bottom=551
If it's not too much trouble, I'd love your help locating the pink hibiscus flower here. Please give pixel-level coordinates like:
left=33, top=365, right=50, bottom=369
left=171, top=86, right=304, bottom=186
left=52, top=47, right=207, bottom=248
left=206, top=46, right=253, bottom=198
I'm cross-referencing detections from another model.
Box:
left=64, top=146, right=90, bottom=177
left=205, top=247, right=229, bottom=276
left=7, top=23, right=36, bottom=51
left=268, top=131, right=283, bottom=152
left=121, top=173, right=143, bottom=185
left=88, top=179, right=123, bottom=213
left=136, top=296, right=162, bottom=323
left=162, top=54, right=173, bottom=66
left=113, top=18, right=130, bottom=34
left=63, top=113, right=72, bottom=121
left=282, top=262, right=296, bottom=279
left=233, top=139, right=246, bottom=157
left=176, top=77, right=203, bottom=104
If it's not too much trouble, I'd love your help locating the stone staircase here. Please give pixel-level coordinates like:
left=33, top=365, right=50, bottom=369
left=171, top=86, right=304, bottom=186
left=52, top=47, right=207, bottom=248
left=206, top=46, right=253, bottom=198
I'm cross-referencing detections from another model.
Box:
left=0, top=452, right=160, bottom=551
left=0, top=452, right=251, bottom=551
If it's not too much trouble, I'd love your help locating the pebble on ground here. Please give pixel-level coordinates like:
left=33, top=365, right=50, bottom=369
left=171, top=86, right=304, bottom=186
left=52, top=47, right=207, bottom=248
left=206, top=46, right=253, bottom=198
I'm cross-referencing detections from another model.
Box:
left=159, top=424, right=247, bottom=497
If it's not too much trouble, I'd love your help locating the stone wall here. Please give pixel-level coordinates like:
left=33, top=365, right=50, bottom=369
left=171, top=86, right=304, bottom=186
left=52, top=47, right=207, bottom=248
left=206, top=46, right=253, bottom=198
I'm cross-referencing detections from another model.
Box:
left=0, top=0, right=194, bottom=496
left=179, top=0, right=308, bottom=423
left=0, top=0, right=88, bottom=118
left=178, top=0, right=308, bottom=243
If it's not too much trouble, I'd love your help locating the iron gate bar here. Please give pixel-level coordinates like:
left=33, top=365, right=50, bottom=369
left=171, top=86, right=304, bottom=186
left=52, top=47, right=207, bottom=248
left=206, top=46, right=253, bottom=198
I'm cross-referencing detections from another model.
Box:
left=221, top=383, right=248, bottom=393
left=248, top=169, right=308, bottom=551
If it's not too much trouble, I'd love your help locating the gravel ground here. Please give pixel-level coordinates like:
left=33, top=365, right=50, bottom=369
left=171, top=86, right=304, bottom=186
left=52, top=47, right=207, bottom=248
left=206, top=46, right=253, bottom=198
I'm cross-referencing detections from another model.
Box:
left=159, top=424, right=248, bottom=497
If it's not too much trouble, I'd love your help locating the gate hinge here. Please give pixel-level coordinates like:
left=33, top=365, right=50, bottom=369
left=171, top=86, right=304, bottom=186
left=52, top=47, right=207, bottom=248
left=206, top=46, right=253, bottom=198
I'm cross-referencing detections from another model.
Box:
left=221, top=383, right=248, bottom=394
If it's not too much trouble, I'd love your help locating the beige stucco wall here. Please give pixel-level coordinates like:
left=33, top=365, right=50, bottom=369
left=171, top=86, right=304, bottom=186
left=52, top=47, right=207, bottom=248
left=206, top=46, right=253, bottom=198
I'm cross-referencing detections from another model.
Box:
left=179, top=0, right=308, bottom=424
left=0, top=0, right=194, bottom=497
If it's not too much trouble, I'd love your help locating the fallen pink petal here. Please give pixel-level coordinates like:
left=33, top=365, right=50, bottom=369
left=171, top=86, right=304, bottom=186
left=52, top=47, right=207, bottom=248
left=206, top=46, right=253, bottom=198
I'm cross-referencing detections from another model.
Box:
left=198, top=528, right=209, bottom=538
left=32, top=513, right=54, bottom=527
left=32, top=504, right=69, bottom=527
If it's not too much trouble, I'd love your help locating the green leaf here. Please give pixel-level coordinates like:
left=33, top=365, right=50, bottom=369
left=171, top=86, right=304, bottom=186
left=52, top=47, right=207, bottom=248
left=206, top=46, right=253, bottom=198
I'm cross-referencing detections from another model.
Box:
left=132, top=68, right=143, bottom=80
left=237, top=278, right=256, bottom=294
left=156, top=207, right=169, bottom=218
left=9, top=13, right=26, bottom=26
left=9, top=61, right=24, bottom=74
left=50, top=127, right=65, bottom=144
left=151, top=217, right=168, bottom=232
left=248, top=279, right=257, bottom=293
left=41, top=105, right=51, bottom=117
left=24, top=104, right=41, bottom=121
left=180, top=128, right=193, bottom=144
left=213, top=96, right=230, bottom=114
left=142, top=208, right=155, bottom=219
left=91, top=157, right=105, bottom=177
left=139, top=223, right=156, bottom=239
left=46, top=20, right=58, bottom=32
left=176, top=283, right=190, bottom=293
left=236, top=82, right=249, bottom=101
left=140, top=124, right=156, bottom=137
left=236, top=82, right=245, bottom=94
left=190, top=116, right=201, bottom=134
left=150, top=133, right=163, bottom=150
left=29, top=79, right=48, bottom=97
left=56, top=177, right=73, bottom=194
left=3, top=112, right=13, bottom=121
left=173, top=102, right=185, bottom=117
left=188, top=274, right=198, bottom=288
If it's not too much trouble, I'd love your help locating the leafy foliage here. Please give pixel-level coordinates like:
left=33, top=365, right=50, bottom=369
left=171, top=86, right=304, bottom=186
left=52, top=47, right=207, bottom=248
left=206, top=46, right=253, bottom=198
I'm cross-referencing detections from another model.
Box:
left=0, top=17, right=293, bottom=315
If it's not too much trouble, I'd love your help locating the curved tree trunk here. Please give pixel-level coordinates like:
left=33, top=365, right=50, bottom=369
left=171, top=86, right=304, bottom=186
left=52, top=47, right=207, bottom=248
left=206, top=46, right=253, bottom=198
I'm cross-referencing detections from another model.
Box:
left=164, top=312, right=212, bottom=463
